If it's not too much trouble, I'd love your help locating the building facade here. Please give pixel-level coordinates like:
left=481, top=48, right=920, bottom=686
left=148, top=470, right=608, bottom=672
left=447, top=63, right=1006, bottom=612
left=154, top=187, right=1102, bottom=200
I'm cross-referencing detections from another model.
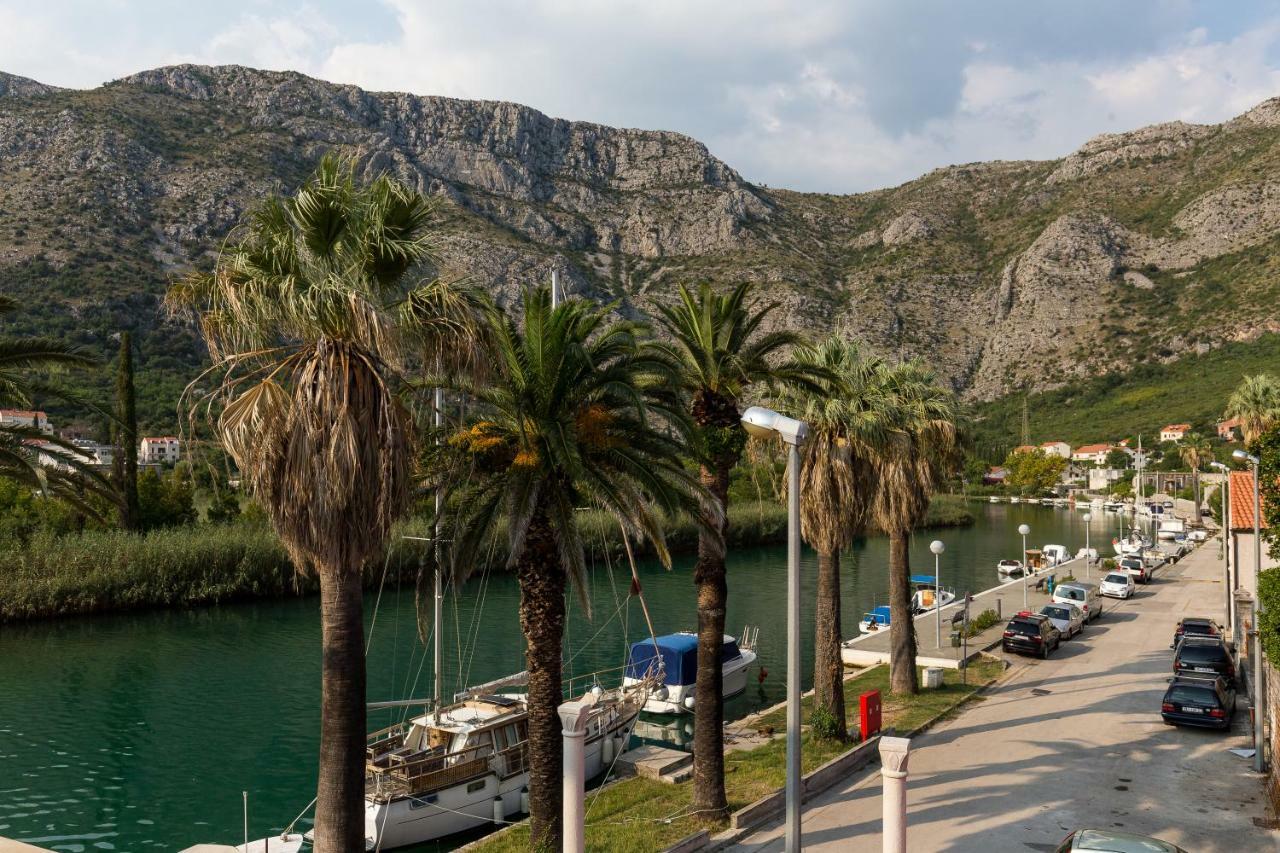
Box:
left=1160, top=423, right=1191, bottom=443
left=139, top=436, right=181, bottom=465
left=0, top=409, right=53, bottom=435
left=1039, top=441, right=1072, bottom=459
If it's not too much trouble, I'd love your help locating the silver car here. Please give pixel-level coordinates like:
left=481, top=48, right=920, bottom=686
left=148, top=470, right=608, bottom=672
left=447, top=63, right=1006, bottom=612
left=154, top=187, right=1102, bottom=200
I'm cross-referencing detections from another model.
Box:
left=1055, top=828, right=1187, bottom=851
left=1039, top=602, right=1084, bottom=639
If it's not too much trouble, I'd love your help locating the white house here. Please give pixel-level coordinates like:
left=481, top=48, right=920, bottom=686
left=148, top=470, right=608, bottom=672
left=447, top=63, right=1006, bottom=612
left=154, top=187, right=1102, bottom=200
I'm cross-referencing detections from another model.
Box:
left=1160, top=423, right=1191, bottom=443
left=0, top=408, right=53, bottom=435
left=139, top=436, right=181, bottom=465
left=1039, top=441, right=1072, bottom=459
left=1228, top=470, right=1279, bottom=599
left=1072, top=443, right=1112, bottom=465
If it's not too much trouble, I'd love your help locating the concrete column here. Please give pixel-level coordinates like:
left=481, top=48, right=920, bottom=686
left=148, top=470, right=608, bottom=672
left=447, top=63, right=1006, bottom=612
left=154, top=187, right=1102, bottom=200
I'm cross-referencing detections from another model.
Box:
left=879, top=736, right=911, bottom=853
left=559, top=693, right=598, bottom=853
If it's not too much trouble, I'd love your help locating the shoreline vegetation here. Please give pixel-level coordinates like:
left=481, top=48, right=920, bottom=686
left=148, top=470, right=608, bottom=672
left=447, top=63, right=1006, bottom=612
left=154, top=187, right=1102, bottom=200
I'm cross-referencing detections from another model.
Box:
left=0, top=495, right=974, bottom=625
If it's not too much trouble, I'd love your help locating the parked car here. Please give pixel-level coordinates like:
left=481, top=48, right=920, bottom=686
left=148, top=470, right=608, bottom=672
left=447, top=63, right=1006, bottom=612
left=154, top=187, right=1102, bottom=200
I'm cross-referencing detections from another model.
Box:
left=1002, top=612, right=1061, bottom=658
left=1117, top=555, right=1149, bottom=584
left=1056, top=828, right=1188, bottom=852
left=1039, top=602, right=1084, bottom=639
left=1170, top=617, right=1222, bottom=649
left=1053, top=581, right=1103, bottom=622
left=1161, top=674, right=1236, bottom=730
left=1173, top=636, right=1237, bottom=683
left=1163, top=500, right=1174, bottom=509
left=1099, top=572, right=1135, bottom=599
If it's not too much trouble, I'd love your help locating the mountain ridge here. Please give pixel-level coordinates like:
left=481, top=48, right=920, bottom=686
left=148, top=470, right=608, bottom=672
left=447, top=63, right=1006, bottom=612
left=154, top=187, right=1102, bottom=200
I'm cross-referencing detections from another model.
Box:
left=3, top=63, right=1280, bottom=430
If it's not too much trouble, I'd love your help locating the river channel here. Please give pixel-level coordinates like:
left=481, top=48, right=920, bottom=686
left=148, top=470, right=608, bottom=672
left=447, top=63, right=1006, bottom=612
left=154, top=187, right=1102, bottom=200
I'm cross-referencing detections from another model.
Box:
left=0, top=502, right=1146, bottom=851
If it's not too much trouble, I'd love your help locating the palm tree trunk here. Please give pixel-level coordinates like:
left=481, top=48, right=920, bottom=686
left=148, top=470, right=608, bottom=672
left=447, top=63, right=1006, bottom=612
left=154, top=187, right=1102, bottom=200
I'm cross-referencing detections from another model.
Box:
left=517, top=506, right=565, bottom=850
left=691, top=461, right=730, bottom=819
left=313, top=566, right=367, bottom=853
left=813, top=548, right=847, bottom=738
left=887, top=530, right=918, bottom=695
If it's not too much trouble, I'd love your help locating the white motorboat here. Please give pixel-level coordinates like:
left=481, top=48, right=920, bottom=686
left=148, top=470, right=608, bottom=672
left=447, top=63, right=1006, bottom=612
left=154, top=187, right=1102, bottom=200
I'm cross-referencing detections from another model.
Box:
left=1009, top=496, right=1021, bottom=504
left=1040, top=498, right=1056, bottom=506
left=364, top=684, right=645, bottom=849
left=1041, top=544, right=1071, bottom=567
left=623, top=630, right=758, bottom=715
left=997, top=559, right=1026, bottom=580
left=1157, top=517, right=1186, bottom=540
left=989, top=496, right=1001, bottom=503
left=909, top=575, right=956, bottom=614
left=858, top=605, right=892, bottom=634
left=1112, top=528, right=1152, bottom=556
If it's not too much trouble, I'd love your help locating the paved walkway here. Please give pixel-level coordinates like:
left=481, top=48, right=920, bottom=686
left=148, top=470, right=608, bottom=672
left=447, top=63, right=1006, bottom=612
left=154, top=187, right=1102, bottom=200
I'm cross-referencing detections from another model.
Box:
left=844, top=556, right=1101, bottom=667
left=733, top=538, right=1279, bottom=852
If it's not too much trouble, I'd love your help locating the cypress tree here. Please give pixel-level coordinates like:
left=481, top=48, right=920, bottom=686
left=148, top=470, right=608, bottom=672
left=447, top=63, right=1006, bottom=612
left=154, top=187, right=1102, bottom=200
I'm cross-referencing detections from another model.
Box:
left=113, top=332, right=140, bottom=530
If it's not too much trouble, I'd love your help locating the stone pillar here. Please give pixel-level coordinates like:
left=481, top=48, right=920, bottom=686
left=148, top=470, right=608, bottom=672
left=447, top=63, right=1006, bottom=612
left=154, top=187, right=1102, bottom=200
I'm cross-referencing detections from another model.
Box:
left=559, top=693, right=598, bottom=853
left=879, top=736, right=911, bottom=853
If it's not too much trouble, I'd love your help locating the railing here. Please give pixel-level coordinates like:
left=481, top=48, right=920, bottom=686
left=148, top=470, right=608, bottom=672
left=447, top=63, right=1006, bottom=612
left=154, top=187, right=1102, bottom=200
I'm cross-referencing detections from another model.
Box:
left=368, top=745, right=495, bottom=799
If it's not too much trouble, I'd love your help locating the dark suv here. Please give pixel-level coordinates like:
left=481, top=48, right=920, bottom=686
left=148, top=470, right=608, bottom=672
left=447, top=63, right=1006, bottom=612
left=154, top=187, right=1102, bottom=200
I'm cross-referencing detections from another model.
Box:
left=1170, top=617, right=1222, bottom=649
left=1161, top=674, right=1236, bottom=729
left=1002, top=612, right=1061, bottom=658
left=1173, top=636, right=1236, bottom=683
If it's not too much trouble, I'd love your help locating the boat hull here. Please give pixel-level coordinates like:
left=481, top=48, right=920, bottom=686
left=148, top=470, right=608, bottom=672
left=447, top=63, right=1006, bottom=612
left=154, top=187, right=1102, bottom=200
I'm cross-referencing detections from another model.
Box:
left=628, top=649, right=757, bottom=715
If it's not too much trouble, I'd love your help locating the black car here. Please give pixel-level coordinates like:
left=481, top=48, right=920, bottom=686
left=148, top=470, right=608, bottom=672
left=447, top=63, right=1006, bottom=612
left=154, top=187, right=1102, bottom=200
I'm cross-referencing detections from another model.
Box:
left=1173, top=635, right=1237, bottom=683
left=1002, top=612, right=1061, bottom=658
left=1161, top=674, right=1236, bottom=729
left=1170, top=616, right=1222, bottom=649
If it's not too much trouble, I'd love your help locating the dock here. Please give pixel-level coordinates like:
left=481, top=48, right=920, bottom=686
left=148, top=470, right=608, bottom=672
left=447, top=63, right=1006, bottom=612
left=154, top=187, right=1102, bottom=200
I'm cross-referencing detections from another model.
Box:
left=842, top=557, right=1093, bottom=669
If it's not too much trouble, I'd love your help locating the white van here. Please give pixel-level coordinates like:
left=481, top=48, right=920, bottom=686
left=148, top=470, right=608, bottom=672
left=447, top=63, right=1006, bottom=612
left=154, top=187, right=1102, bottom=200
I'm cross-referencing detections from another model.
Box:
left=1052, top=581, right=1102, bottom=623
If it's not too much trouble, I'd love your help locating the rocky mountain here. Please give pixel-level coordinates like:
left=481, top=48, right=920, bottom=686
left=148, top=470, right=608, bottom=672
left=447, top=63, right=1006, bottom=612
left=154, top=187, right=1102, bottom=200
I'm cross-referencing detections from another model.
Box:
left=3, top=63, right=1280, bottom=428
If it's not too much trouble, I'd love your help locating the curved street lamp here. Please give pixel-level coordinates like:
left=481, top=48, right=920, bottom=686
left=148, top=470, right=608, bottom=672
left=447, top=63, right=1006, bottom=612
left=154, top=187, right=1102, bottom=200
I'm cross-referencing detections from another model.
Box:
left=1018, top=523, right=1031, bottom=609
left=1232, top=449, right=1265, bottom=774
left=1082, top=512, right=1093, bottom=579
left=740, top=406, right=808, bottom=853
left=930, top=540, right=945, bottom=648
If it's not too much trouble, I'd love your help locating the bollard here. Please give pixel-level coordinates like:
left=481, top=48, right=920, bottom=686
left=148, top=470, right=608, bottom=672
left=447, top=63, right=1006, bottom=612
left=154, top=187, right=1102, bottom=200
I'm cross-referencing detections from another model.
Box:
left=879, top=736, right=911, bottom=853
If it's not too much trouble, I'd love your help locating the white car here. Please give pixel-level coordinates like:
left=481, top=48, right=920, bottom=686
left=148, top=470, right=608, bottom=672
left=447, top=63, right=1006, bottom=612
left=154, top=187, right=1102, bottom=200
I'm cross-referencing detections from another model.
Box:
left=1189, top=529, right=1208, bottom=543
left=1099, top=572, right=1135, bottom=599
left=1039, top=602, right=1084, bottom=639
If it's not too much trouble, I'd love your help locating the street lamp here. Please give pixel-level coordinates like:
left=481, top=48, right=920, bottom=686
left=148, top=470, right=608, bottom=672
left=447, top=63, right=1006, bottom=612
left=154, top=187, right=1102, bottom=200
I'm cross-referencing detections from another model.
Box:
left=1082, top=512, right=1092, bottom=579
left=1210, top=461, right=1232, bottom=641
left=741, top=406, right=808, bottom=853
left=1018, top=523, right=1031, bottom=608
left=930, top=540, right=945, bottom=649
left=1233, top=448, right=1265, bottom=774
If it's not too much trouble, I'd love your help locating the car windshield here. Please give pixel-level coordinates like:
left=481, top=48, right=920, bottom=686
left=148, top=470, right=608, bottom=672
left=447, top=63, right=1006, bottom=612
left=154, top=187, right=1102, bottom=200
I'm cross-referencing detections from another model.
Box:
left=1008, top=620, right=1039, bottom=635
left=1057, top=588, right=1083, bottom=601
left=1181, top=621, right=1215, bottom=633
left=1042, top=606, right=1069, bottom=619
left=1169, top=685, right=1217, bottom=704
left=1178, top=644, right=1227, bottom=663
left=1105, top=574, right=1128, bottom=584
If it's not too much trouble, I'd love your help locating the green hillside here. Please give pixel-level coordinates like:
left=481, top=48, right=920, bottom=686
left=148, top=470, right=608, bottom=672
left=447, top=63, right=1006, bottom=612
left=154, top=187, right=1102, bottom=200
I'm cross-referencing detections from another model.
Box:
left=967, top=333, right=1280, bottom=458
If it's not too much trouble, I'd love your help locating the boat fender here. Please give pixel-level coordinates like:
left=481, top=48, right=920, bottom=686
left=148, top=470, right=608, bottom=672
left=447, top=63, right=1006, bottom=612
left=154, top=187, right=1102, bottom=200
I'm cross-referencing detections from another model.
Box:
left=520, top=788, right=530, bottom=814
left=654, top=686, right=669, bottom=701
left=683, top=695, right=696, bottom=710
left=602, top=734, right=615, bottom=765
left=492, top=797, right=504, bottom=824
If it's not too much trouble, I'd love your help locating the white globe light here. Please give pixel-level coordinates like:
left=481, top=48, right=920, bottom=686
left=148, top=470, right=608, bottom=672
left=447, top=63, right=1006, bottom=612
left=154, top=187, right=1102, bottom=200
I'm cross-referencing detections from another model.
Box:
left=1083, top=512, right=1092, bottom=522
left=1018, top=524, right=1031, bottom=536
left=929, top=540, right=945, bottom=555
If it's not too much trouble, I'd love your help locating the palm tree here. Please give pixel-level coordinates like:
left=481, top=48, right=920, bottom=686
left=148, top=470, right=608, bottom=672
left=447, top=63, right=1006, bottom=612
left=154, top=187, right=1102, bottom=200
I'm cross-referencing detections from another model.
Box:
left=440, top=286, right=711, bottom=849
left=1178, top=432, right=1213, bottom=511
left=0, top=296, right=110, bottom=513
left=1225, top=373, right=1280, bottom=444
left=167, top=155, right=485, bottom=852
left=651, top=281, right=819, bottom=816
left=871, top=361, right=959, bottom=696
left=773, top=335, right=899, bottom=738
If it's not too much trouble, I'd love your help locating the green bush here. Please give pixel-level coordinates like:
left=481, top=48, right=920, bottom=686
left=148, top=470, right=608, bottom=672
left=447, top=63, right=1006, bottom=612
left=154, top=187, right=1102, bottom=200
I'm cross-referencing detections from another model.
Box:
left=808, top=703, right=842, bottom=741
left=965, top=608, right=1000, bottom=637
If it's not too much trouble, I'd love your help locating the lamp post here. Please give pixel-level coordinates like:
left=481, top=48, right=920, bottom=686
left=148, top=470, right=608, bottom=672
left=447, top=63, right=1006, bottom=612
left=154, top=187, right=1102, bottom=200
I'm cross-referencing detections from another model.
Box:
left=1082, top=512, right=1092, bottom=579
left=930, top=540, right=945, bottom=648
left=742, top=406, right=809, bottom=853
left=1233, top=449, right=1265, bottom=774
left=1210, top=461, right=1233, bottom=641
left=1018, top=523, right=1031, bottom=608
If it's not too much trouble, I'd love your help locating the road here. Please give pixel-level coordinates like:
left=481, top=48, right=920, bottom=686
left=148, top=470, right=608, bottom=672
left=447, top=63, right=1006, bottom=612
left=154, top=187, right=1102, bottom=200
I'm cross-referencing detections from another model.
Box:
left=732, top=539, right=1280, bottom=852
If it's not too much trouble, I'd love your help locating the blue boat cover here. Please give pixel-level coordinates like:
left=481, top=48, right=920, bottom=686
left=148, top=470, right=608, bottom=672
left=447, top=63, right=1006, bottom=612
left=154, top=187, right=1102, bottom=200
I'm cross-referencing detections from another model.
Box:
left=864, top=606, right=891, bottom=626
left=908, top=575, right=937, bottom=586
left=626, top=633, right=741, bottom=687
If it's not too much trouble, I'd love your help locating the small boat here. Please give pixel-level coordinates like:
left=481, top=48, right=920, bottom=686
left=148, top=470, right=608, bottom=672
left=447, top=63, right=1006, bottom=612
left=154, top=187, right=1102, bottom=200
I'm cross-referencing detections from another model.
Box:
left=989, top=496, right=1001, bottom=503
left=1041, top=544, right=1071, bottom=567
left=623, top=630, right=758, bottom=715
left=1157, top=517, right=1186, bottom=541
left=1113, top=528, right=1152, bottom=556
left=997, top=559, right=1026, bottom=580
left=859, top=605, right=892, bottom=634
left=1040, top=498, right=1056, bottom=506
left=1009, top=496, right=1021, bottom=504
left=909, top=575, right=956, bottom=614
left=180, top=835, right=306, bottom=853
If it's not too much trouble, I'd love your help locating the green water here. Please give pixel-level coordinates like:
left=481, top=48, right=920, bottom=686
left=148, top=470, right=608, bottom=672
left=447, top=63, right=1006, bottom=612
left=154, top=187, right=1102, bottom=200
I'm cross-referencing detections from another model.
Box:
left=0, top=502, right=1138, bottom=851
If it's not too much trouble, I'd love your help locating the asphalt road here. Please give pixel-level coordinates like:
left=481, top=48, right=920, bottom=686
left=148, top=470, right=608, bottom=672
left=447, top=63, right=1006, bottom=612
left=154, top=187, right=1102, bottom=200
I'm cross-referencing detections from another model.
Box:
left=732, top=539, right=1280, bottom=852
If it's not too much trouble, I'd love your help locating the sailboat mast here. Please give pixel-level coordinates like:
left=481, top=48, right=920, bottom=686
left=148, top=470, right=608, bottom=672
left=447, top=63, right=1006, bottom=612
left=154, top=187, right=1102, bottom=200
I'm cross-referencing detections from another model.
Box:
left=433, top=386, right=443, bottom=712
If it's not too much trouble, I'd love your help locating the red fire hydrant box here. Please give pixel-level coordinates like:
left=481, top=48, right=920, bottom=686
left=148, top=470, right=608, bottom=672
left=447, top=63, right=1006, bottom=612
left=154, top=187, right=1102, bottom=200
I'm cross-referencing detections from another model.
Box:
left=859, top=689, right=882, bottom=739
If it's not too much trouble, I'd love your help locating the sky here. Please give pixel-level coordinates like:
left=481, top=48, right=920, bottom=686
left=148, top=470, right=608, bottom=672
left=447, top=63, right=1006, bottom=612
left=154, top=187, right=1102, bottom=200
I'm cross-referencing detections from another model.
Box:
left=4, top=1, right=1280, bottom=192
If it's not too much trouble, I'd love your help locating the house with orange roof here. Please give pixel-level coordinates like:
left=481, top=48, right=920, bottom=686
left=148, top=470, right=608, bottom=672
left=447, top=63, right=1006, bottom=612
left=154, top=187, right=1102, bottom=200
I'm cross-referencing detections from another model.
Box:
left=1227, top=470, right=1278, bottom=597
left=1039, top=441, right=1071, bottom=459
left=1071, top=443, right=1112, bottom=465
left=1217, top=418, right=1242, bottom=442
left=0, top=408, right=52, bottom=435
left=1160, top=423, right=1191, bottom=443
